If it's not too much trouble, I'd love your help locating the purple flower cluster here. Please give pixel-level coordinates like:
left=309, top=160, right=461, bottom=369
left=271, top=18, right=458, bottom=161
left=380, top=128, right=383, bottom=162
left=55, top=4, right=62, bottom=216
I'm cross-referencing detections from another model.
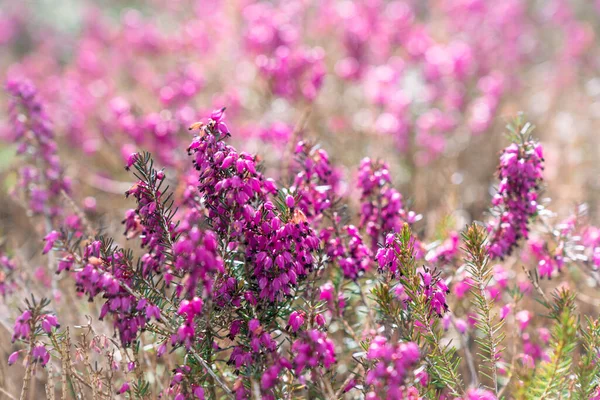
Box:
left=124, top=162, right=175, bottom=267
left=425, top=231, right=461, bottom=268
left=290, top=329, right=336, bottom=375
left=291, top=141, right=341, bottom=223
left=488, top=138, right=544, bottom=259
left=243, top=3, right=325, bottom=103
left=321, top=225, right=371, bottom=280
left=465, top=388, right=498, bottom=400
left=291, top=141, right=372, bottom=280
left=244, top=202, right=319, bottom=302
left=228, top=319, right=277, bottom=370
left=365, top=336, right=421, bottom=400
left=257, top=45, right=325, bottom=102
left=107, top=96, right=191, bottom=166
left=6, top=77, right=71, bottom=219
left=173, top=212, right=224, bottom=298
left=420, top=268, right=450, bottom=317
left=583, top=225, right=600, bottom=270
left=10, top=307, right=59, bottom=368
left=187, top=109, right=276, bottom=237
left=165, top=365, right=207, bottom=400
left=189, top=111, right=320, bottom=303
left=173, top=297, right=204, bottom=349
left=0, top=252, right=16, bottom=296
left=73, top=241, right=161, bottom=345
left=358, top=158, right=420, bottom=251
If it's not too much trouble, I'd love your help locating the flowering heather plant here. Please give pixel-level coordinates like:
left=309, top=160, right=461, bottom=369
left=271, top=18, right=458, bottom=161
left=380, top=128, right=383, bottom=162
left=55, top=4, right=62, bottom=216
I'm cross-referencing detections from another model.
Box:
left=2, top=1, right=600, bottom=399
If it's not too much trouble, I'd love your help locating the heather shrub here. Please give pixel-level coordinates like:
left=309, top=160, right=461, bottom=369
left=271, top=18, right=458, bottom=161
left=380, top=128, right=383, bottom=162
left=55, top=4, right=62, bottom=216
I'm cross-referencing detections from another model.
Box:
left=1, top=1, right=600, bottom=400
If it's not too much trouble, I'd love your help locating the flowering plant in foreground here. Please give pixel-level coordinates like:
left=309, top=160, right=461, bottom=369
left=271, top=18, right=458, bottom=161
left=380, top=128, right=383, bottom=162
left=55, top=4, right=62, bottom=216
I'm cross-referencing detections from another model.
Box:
left=3, top=72, right=600, bottom=400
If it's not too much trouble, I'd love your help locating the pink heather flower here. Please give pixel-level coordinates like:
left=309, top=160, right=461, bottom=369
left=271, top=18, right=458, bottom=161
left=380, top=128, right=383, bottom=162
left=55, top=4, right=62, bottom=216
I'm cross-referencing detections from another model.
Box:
left=285, top=194, right=295, bottom=208
left=32, top=345, right=50, bottom=366
left=43, top=231, right=61, bottom=254
left=188, top=113, right=318, bottom=304
left=358, top=158, right=420, bottom=251
left=6, top=77, right=72, bottom=220
left=124, top=152, right=139, bottom=171
left=117, top=382, right=130, bottom=394
left=7, top=351, right=19, bottom=366
left=426, top=231, right=460, bottom=266
left=442, top=314, right=452, bottom=331
left=41, top=314, right=59, bottom=333
left=415, top=367, right=429, bottom=386
left=315, top=313, right=326, bottom=327
left=290, top=329, right=336, bottom=374
left=193, top=386, right=205, bottom=399
left=319, top=282, right=335, bottom=302
left=538, top=327, right=551, bottom=344
left=516, top=310, right=531, bottom=331
left=465, top=388, right=498, bottom=400
left=500, top=304, right=511, bottom=320
left=261, top=364, right=282, bottom=389
left=365, top=336, right=420, bottom=398
left=157, top=343, right=167, bottom=357
left=248, top=319, right=261, bottom=335
left=255, top=45, right=325, bottom=102
left=455, top=318, right=468, bottom=334
left=287, top=311, right=305, bottom=333
left=291, top=141, right=341, bottom=222
left=12, top=310, right=32, bottom=342
left=488, top=138, right=544, bottom=259
left=321, top=224, right=371, bottom=280
left=453, top=277, right=473, bottom=299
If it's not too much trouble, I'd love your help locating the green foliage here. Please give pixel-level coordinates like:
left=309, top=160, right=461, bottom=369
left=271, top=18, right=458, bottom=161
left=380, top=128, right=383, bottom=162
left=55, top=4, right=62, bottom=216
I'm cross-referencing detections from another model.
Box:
left=462, top=223, right=505, bottom=394
left=574, top=317, right=600, bottom=399
left=526, top=290, right=578, bottom=400
left=505, top=112, right=536, bottom=145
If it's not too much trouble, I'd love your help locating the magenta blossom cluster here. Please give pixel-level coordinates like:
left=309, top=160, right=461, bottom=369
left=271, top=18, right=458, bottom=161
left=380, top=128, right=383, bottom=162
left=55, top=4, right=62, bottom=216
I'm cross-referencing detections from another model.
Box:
left=164, top=365, right=207, bottom=400
left=256, top=45, right=325, bottom=102
left=292, top=141, right=372, bottom=280
left=291, top=141, right=341, bottom=223
left=244, top=201, right=319, bottom=302
left=419, top=268, right=451, bottom=317
left=321, top=225, right=371, bottom=280
left=70, top=240, right=161, bottom=345
left=6, top=77, right=71, bottom=219
left=123, top=157, right=225, bottom=299
left=188, top=110, right=320, bottom=303
left=425, top=231, right=461, bottom=269
left=290, top=329, right=336, bottom=375
left=582, top=225, right=600, bottom=270
left=10, top=307, right=59, bottom=368
left=488, top=137, right=544, bottom=259
left=228, top=319, right=278, bottom=370
left=243, top=2, right=325, bottom=103
left=365, top=336, right=421, bottom=400
left=464, top=388, right=498, bottom=400
left=187, top=108, right=276, bottom=237
left=172, top=211, right=224, bottom=298
left=0, top=252, right=16, bottom=296
left=358, top=158, right=420, bottom=251
left=12, top=310, right=59, bottom=343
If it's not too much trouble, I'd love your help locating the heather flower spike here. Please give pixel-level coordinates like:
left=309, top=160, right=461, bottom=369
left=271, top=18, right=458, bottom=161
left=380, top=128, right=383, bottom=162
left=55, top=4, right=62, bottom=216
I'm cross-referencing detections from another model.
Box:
left=488, top=114, right=544, bottom=259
